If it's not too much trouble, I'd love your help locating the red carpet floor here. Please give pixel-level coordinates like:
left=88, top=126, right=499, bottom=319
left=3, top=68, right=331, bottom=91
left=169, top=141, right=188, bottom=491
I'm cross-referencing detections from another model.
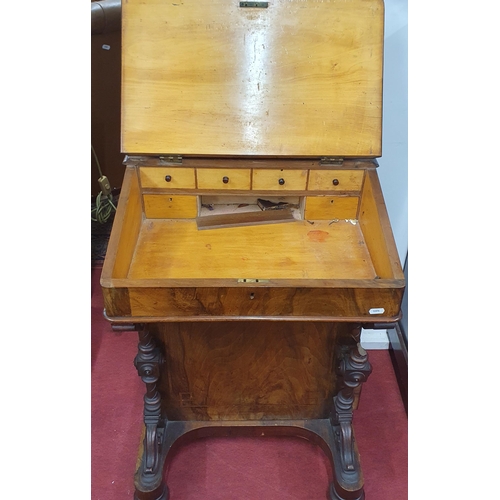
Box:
left=91, top=266, right=407, bottom=500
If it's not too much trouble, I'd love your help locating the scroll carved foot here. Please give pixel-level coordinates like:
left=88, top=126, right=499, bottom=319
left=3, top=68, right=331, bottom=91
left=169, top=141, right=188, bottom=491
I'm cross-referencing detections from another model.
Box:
left=329, top=482, right=365, bottom=500
left=331, top=340, right=372, bottom=474
left=326, top=327, right=372, bottom=499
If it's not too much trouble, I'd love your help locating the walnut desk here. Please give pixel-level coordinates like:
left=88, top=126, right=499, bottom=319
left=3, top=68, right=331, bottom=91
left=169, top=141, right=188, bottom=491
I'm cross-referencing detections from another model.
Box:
left=100, top=1, right=405, bottom=499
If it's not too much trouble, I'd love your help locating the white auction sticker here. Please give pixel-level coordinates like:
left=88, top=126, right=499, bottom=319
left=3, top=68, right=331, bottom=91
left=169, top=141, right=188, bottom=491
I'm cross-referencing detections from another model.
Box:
left=369, top=308, right=385, bottom=315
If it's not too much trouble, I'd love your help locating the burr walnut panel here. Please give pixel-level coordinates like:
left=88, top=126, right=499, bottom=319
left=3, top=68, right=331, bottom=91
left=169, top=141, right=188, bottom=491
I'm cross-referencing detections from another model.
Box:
left=126, top=286, right=403, bottom=319
left=153, top=321, right=343, bottom=421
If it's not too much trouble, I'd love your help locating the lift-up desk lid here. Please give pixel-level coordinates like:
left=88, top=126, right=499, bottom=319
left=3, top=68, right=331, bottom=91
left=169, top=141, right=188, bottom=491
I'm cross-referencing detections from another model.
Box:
left=121, top=0, right=384, bottom=158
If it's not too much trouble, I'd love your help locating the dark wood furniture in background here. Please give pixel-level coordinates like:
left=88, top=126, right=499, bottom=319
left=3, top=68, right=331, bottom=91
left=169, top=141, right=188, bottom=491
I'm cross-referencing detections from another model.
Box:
left=100, top=1, right=405, bottom=499
left=91, top=0, right=123, bottom=196
left=388, top=255, right=408, bottom=414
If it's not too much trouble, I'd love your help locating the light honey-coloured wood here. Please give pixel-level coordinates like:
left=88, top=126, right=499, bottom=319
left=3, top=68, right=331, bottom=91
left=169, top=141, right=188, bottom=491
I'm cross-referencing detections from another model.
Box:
left=304, top=196, right=359, bottom=220
left=197, top=208, right=296, bottom=230
left=143, top=195, right=198, bottom=219
left=121, top=0, right=384, bottom=156
left=127, top=219, right=376, bottom=281
left=101, top=165, right=404, bottom=322
left=139, top=167, right=196, bottom=189
left=252, top=169, right=307, bottom=191
left=358, top=170, right=403, bottom=280
left=308, top=170, right=364, bottom=192
left=101, top=167, right=143, bottom=280
left=196, top=168, right=251, bottom=190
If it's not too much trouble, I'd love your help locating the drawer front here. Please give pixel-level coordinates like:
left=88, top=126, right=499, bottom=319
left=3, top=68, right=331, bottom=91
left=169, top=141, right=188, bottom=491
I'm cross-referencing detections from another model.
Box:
left=308, top=170, right=364, bottom=191
left=304, top=196, right=359, bottom=220
left=127, top=286, right=403, bottom=319
left=197, top=168, right=251, bottom=190
left=252, top=169, right=308, bottom=191
left=143, top=195, right=198, bottom=218
left=140, top=167, right=196, bottom=189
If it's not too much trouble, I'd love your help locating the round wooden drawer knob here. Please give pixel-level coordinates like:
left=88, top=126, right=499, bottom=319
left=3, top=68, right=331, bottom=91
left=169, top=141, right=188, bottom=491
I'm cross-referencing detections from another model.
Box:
left=278, top=178, right=285, bottom=185
left=165, top=175, right=172, bottom=182
left=222, top=176, right=229, bottom=184
left=332, top=179, right=339, bottom=186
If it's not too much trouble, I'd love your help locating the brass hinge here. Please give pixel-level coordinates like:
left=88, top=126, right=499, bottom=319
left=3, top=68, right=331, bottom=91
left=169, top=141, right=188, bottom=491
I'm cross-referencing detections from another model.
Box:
left=159, top=155, right=183, bottom=165
left=319, top=157, right=344, bottom=166
left=239, top=1, right=269, bottom=7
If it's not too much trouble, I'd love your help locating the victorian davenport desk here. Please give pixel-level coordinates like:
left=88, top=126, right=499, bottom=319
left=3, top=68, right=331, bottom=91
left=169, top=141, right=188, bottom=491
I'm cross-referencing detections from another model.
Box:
left=100, top=1, right=405, bottom=499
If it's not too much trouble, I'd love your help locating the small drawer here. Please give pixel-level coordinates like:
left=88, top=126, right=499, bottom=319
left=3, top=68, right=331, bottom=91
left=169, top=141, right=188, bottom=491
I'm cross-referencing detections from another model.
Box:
left=304, top=196, right=359, bottom=220
left=252, top=169, right=307, bottom=191
left=308, top=170, right=364, bottom=191
left=139, top=167, right=196, bottom=189
left=143, top=195, right=198, bottom=218
left=197, top=168, right=251, bottom=190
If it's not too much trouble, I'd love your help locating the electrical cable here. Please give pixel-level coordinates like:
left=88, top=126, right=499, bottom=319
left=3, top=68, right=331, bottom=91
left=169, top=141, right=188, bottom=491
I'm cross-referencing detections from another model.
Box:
left=92, top=190, right=117, bottom=223
left=92, top=144, right=104, bottom=178
left=92, top=145, right=117, bottom=223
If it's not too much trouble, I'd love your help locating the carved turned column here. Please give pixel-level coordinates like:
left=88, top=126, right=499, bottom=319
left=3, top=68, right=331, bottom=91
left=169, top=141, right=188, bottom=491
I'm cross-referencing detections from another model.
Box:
left=331, top=328, right=372, bottom=475
left=330, top=326, right=372, bottom=500
left=134, top=328, right=168, bottom=500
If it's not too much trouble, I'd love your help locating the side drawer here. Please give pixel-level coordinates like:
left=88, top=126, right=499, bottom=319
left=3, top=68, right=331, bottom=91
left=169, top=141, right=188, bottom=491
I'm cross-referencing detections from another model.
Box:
left=304, top=196, right=359, bottom=220
left=143, top=195, right=198, bottom=218
left=308, top=170, right=364, bottom=191
left=252, top=169, right=308, bottom=191
left=197, top=168, right=251, bottom=190
left=139, top=167, right=196, bottom=189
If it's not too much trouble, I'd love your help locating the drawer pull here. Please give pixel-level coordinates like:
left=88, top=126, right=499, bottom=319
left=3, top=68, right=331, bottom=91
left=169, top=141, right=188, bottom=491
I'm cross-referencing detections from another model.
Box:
left=278, top=178, right=285, bottom=185
left=332, top=178, right=339, bottom=186
left=222, top=176, right=229, bottom=184
left=165, top=175, right=172, bottom=182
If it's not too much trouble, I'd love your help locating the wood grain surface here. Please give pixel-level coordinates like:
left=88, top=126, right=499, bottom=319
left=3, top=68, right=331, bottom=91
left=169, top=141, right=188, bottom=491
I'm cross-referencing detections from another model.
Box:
left=143, top=194, right=198, bottom=218
left=197, top=168, right=252, bottom=190
left=308, top=169, right=364, bottom=192
left=127, top=219, right=375, bottom=280
left=196, top=208, right=296, bottom=230
left=101, top=166, right=143, bottom=280
left=101, top=166, right=404, bottom=322
left=127, top=286, right=402, bottom=319
left=359, top=170, right=404, bottom=280
left=152, top=321, right=349, bottom=420
left=304, top=196, right=359, bottom=220
left=121, top=0, right=384, bottom=156
left=139, top=167, right=196, bottom=189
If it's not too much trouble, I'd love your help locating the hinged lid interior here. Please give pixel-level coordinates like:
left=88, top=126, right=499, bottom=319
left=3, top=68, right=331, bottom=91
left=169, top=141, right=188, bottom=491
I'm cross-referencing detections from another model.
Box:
left=122, top=0, right=384, bottom=157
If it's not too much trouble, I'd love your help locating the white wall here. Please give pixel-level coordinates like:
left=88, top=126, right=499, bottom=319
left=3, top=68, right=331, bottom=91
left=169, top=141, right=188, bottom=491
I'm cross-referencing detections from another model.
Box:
left=378, top=0, right=408, bottom=264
